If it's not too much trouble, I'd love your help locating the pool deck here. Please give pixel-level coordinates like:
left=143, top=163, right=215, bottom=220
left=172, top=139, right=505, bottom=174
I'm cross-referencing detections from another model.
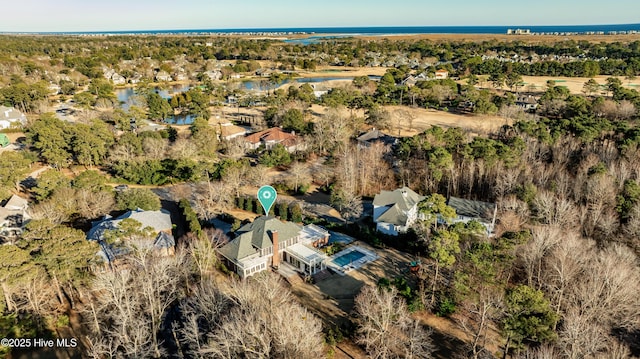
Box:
left=326, top=245, right=378, bottom=275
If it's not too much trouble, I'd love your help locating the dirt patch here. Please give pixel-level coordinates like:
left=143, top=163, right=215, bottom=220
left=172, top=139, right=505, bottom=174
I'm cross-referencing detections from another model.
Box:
left=3, top=132, right=25, bottom=143
left=517, top=75, right=637, bottom=95
left=299, top=66, right=388, bottom=78
left=385, top=105, right=510, bottom=136
left=291, top=242, right=417, bottom=320
left=224, top=208, right=259, bottom=221
left=334, top=341, right=370, bottom=359
left=308, top=103, right=507, bottom=136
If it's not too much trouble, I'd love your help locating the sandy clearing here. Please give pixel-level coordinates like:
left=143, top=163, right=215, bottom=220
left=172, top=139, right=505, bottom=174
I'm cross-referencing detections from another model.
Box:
left=4, top=132, right=25, bottom=142
left=470, top=75, right=639, bottom=95
left=518, top=75, right=638, bottom=94
left=385, top=105, right=510, bottom=137
left=222, top=102, right=509, bottom=137
left=298, top=66, right=388, bottom=78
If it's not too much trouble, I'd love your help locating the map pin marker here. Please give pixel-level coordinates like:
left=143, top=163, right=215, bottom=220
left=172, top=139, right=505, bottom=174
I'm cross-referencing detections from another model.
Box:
left=257, top=185, right=277, bottom=216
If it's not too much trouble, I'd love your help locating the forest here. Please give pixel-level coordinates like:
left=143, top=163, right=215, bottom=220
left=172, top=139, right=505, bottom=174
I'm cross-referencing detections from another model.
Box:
left=0, top=33, right=639, bottom=358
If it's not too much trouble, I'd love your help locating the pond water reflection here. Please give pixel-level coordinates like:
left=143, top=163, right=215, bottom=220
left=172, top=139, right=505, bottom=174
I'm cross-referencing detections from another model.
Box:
left=115, top=84, right=194, bottom=124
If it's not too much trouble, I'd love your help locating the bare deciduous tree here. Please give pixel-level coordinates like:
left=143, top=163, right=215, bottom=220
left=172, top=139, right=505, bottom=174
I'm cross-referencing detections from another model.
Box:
left=187, top=228, right=228, bottom=278
left=532, top=191, right=577, bottom=228
left=75, top=188, right=115, bottom=219
left=354, top=285, right=434, bottom=359
left=457, top=290, right=503, bottom=359
left=193, top=180, right=233, bottom=220
left=87, top=251, right=188, bottom=358
left=518, top=226, right=562, bottom=289
left=142, top=136, right=168, bottom=160
left=287, top=161, right=311, bottom=193
left=201, top=273, right=324, bottom=359
left=222, top=138, right=248, bottom=159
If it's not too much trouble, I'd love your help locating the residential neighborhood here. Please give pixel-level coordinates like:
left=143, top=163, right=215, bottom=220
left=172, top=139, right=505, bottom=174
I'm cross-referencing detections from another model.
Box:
left=0, top=18, right=639, bottom=359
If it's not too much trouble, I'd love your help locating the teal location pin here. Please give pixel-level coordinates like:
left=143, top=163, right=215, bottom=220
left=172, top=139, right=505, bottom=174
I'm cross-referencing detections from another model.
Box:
left=257, top=185, right=277, bottom=215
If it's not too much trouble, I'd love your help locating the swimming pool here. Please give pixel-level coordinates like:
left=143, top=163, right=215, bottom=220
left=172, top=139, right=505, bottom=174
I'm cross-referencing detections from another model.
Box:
left=332, top=249, right=367, bottom=267
left=326, top=246, right=378, bottom=274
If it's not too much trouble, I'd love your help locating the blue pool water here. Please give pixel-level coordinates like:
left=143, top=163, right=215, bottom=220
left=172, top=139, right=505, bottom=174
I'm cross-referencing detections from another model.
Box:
left=333, top=250, right=366, bottom=267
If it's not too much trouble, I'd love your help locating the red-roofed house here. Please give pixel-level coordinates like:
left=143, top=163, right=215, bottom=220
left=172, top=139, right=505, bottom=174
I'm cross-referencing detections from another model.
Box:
left=435, top=69, right=449, bottom=79
left=244, top=127, right=303, bottom=152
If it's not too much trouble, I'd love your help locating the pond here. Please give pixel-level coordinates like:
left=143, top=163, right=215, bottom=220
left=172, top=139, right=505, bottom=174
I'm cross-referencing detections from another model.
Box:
left=115, top=84, right=194, bottom=125
left=240, top=75, right=381, bottom=91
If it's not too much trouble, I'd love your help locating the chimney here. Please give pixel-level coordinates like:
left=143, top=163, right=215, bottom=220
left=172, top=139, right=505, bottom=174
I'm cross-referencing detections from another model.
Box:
left=271, top=230, right=280, bottom=269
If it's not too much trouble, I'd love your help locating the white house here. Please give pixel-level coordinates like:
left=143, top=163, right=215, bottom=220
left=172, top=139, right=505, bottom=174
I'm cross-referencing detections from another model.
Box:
left=515, top=95, right=539, bottom=111
left=0, top=106, right=27, bottom=130
left=446, top=196, right=498, bottom=235
left=218, top=217, right=329, bottom=278
left=155, top=70, right=173, bottom=82
left=111, top=73, right=127, bottom=86
left=373, top=187, right=425, bottom=236
left=435, top=69, right=449, bottom=80
left=0, top=195, right=30, bottom=243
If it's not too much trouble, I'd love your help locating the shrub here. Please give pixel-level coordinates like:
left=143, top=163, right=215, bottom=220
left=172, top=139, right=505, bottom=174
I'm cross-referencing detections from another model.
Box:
left=277, top=202, right=289, bottom=221
left=180, top=198, right=203, bottom=238
left=236, top=196, right=245, bottom=209
left=290, top=203, right=303, bottom=222
left=436, top=295, right=457, bottom=317
left=116, top=188, right=161, bottom=211
left=244, top=197, right=254, bottom=212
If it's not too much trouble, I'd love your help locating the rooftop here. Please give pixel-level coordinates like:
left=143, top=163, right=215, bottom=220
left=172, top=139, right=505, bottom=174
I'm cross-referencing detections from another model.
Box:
left=219, top=216, right=303, bottom=261
left=447, top=196, right=496, bottom=221
left=3, top=195, right=28, bottom=211
left=356, top=129, right=397, bottom=146
left=0, top=106, right=26, bottom=122
left=245, top=127, right=299, bottom=147
left=373, top=187, right=424, bottom=213
left=87, top=208, right=173, bottom=241
left=218, top=122, right=248, bottom=138
left=286, top=242, right=326, bottom=264
left=375, top=203, right=408, bottom=226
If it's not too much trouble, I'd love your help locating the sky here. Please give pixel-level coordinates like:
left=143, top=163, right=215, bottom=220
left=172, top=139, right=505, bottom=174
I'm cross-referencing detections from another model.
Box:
left=1, top=0, right=639, bottom=32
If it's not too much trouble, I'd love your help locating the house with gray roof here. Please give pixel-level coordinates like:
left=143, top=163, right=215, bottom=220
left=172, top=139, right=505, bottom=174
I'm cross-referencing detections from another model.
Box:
left=356, top=129, right=398, bottom=148
left=87, top=208, right=175, bottom=259
left=373, top=187, right=425, bottom=236
left=0, top=195, right=30, bottom=243
left=515, top=95, right=539, bottom=112
left=446, top=196, right=497, bottom=235
left=218, top=216, right=329, bottom=278
left=0, top=106, right=27, bottom=130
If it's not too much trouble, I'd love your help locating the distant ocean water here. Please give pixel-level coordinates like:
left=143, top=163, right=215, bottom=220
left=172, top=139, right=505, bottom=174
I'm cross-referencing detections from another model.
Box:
left=15, top=24, right=640, bottom=36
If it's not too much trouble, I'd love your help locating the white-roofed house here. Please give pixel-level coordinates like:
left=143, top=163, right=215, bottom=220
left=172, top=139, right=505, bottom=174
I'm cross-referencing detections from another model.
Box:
left=0, top=106, right=27, bottom=130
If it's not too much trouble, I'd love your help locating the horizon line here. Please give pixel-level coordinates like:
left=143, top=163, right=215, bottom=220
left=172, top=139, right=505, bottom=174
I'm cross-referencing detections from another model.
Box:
left=2, top=22, right=640, bottom=35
